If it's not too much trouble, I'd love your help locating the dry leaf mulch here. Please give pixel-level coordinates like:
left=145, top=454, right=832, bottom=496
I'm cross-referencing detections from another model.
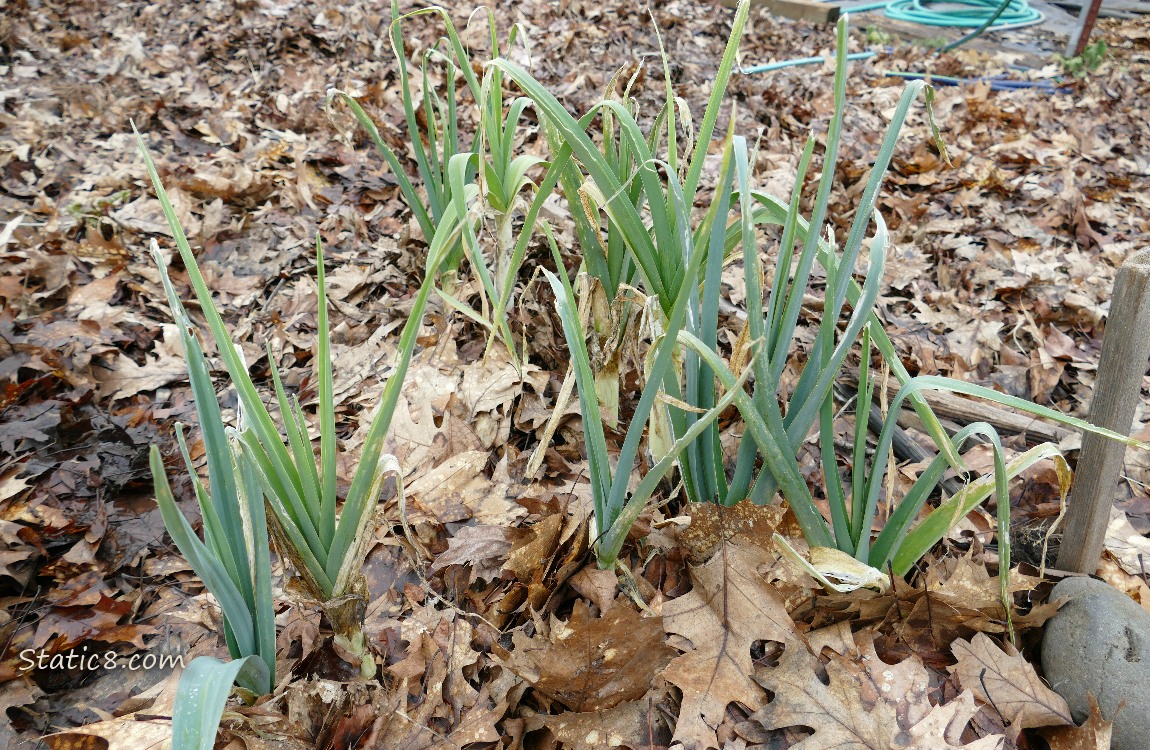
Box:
left=2, top=0, right=1150, bottom=748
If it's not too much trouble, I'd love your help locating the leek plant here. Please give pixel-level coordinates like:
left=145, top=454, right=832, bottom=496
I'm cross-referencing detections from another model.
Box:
left=148, top=237, right=275, bottom=749
left=493, top=6, right=958, bottom=509
left=137, top=118, right=467, bottom=739
left=678, top=20, right=1148, bottom=577
left=535, top=68, right=654, bottom=428
left=331, top=2, right=541, bottom=364
left=542, top=204, right=754, bottom=567
left=500, top=0, right=765, bottom=562
left=681, top=21, right=1148, bottom=584
left=496, top=7, right=1150, bottom=575
left=667, top=19, right=1149, bottom=578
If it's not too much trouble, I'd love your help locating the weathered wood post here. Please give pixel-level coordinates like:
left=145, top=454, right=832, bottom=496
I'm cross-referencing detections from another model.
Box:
left=1057, top=248, right=1150, bottom=574
left=1065, top=0, right=1104, bottom=59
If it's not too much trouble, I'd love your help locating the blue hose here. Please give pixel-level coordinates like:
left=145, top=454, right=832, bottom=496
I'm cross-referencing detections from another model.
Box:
left=740, top=51, right=877, bottom=75
left=882, top=0, right=1044, bottom=29
left=738, top=0, right=1048, bottom=76
left=880, top=70, right=1070, bottom=91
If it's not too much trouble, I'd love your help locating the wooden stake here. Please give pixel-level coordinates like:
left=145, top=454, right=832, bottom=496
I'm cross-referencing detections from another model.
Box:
left=1056, top=249, right=1150, bottom=574
left=1066, top=0, right=1104, bottom=59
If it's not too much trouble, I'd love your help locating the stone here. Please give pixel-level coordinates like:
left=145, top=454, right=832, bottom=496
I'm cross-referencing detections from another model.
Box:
left=1041, top=576, right=1150, bottom=750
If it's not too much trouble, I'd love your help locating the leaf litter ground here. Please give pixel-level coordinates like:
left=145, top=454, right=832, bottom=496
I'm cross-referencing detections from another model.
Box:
left=1, top=0, right=1149, bottom=748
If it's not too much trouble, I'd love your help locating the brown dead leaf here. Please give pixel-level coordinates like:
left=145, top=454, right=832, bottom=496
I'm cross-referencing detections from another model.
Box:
left=753, top=634, right=1003, bottom=749
left=285, top=678, right=393, bottom=748
left=457, top=348, right=546, bottom=449
left=427, top=523, right=516, bottom=582
left=1103, top=506, right=1150, bottom=577
left=503, top=512, right=564, bottom=582
left=949, top=632, right=1074, bottom=729
left=373, top=355, right=466, bottom=470
left=361, top=613, right=500, bottom=749
left=807, top=620, right=855, bottom=657
left=429, top=691, right=506, bottom=749
left=568, top=565, right=619, bottom=613
left=927, top=554, right=1032, bottom=612
left=662, top=538, right=800, bottom=750
left=1012, top=596, right=1066, bottom=629
left=404, top=450, right=522, bottom=526
left=1096, top=554, right=1150, bottom=615
left=509, top=601, right=672, bottom=712
left=94, top=324, right=189, bottom=401
left=0, top=678, right=44, bottom=749
left=524, top=695, right=661, bottom=750
left=678, top=500, right=785, bottom=563
left=896, top=554, right=1036, bottom=645
left=42, top=667, right=181, bottom=750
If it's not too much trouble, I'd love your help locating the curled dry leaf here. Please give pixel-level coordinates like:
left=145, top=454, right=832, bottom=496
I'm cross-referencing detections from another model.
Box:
left=502, top=512, right=565, bottom=582
left=568, top=565, right=620, bottom=613
left=0, top=679, right=43, bottom=750
left=949, top=632, right=1074, bottom=729
left=41, top=669, right=182, bottom=750
left=457, top=347, right=547, bottom=449
left=404, top=450, right=523, bottom=527
left=1096, top=554, right=1150, bottom=615
left=426, top=523, right=516, bottom=582
left=807, top=620, right=856, bottom=657
left=94, top=349, right=190, bottom=402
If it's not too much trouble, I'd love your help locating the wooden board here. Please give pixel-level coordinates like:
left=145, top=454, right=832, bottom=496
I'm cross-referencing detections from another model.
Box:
left=906, top=390, right=1074, bottom=447
left=718, top=0, right=841, bottom=23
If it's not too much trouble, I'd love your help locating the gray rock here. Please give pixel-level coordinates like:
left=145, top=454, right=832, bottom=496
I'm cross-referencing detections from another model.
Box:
left=1042, top=575, right=1150, bottom=750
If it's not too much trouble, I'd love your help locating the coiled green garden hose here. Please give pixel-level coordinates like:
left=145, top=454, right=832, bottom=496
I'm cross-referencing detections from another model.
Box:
left=882, top=0, right=1044, bottom=28
left=841, top=0, right=1045, bottom=51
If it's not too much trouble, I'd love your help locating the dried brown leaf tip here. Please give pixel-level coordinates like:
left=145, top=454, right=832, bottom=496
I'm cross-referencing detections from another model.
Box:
left=1040, top=694, right=1115, bottom=750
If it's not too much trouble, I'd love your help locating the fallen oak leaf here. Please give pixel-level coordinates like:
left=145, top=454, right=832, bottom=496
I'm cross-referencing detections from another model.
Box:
left=502, top=512, right=564, bottom=582
left=925, top=553, right=1038, bottom=614
left=568, top=565, right=620, bottom=613
left=1011, top=595, right=1067, bottom=630
left=903, top=691, right=1005, bottom=749
left=0, top=678, right=43, bottom=749
left=1096, top=554, right=1150, bottom=615
left=1103, top=506, right=1150, bottom=577
left=404, top=450, right=521, bottom=526
left=41, top=667, right=183, bottom=750
left=93, top=324, right=190, bottom=401
left=753, top=633, right=1003, bottom=749
left=662, top=538, right=800, bottom=750
left=949, top=632, right=1074, bottom=729
left=424, top=688, right=506, bottom=749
